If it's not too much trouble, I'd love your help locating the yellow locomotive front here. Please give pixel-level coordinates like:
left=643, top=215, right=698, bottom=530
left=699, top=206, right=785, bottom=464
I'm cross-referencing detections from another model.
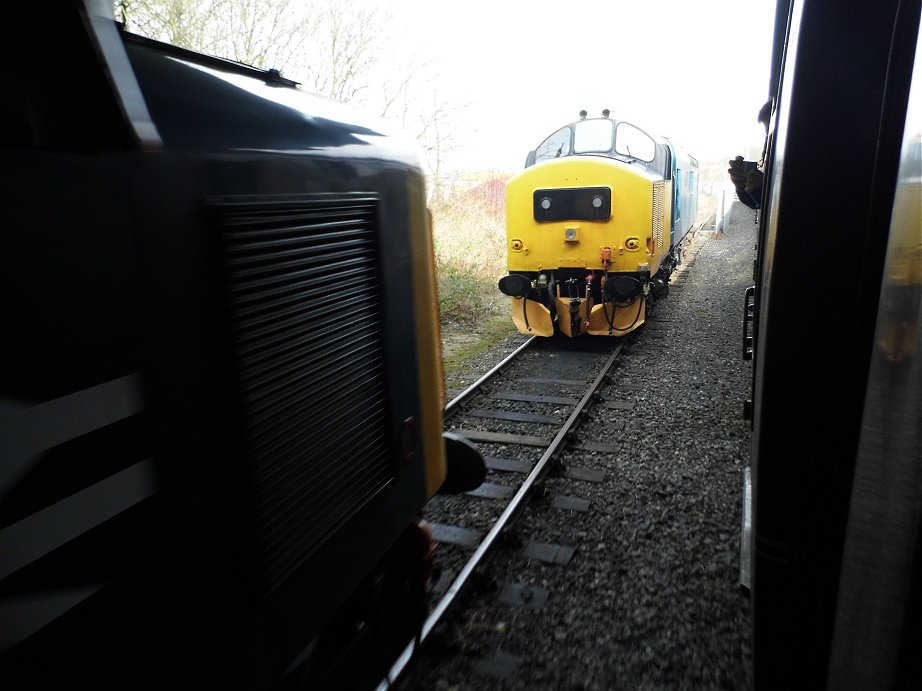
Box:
left=499, top=111, right=692, bottom=337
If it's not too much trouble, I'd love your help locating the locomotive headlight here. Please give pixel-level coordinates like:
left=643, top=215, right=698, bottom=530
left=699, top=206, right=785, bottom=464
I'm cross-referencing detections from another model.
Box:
left=591, top=195, right=603, bottom=209
left=540, top=197, right=552, bottom=210
left=564, top=226, right=579, bottom=242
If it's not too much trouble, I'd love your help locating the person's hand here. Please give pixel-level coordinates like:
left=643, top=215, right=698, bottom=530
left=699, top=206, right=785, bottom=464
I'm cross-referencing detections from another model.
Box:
left=728, top=156, right=748, bottom=187
left=744, top=167, right=763, bottom=193
left=729, top=156, right=763, bottom=191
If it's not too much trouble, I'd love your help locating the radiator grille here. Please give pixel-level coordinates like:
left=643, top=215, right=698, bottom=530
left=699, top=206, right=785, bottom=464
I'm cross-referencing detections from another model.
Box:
left=652, top=183, right=665, bottom=249
left=214, top=195, right=394, bottom=594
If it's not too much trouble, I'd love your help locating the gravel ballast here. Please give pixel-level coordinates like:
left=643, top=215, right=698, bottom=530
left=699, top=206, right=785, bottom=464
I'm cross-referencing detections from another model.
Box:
left=402, top=201, right=758, bottom=690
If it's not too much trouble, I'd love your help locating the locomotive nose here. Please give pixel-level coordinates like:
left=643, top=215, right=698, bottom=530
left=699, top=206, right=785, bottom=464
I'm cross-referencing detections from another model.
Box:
left=498, top=274, right=532, bottom=297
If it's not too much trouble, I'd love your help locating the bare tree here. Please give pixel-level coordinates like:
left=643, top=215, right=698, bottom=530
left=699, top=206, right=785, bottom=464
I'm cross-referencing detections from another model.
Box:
left=212, top=0, right=313, bottom=69
left=115, top=0, right=309, bottom=71
left=293, top=3, right=383, bottom=103
left=116, top=1, right=391, bottom=102
left=116, top=0, right=226, bottom=52
left=367, top=43, right=468, bottom=184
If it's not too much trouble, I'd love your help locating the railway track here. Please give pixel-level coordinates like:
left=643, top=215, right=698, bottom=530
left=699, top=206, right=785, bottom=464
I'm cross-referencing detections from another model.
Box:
left=379, top=229, right=709, bottom=690
left=377, top=337, right=629, bottom=688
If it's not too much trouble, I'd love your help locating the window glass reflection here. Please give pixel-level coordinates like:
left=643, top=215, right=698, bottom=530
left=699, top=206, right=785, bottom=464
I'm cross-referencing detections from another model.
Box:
left=534, top=127, right=571, bottom=162
left=573, top=119, right=613, bottom=154
left=614, top=122, right=655, bottom=161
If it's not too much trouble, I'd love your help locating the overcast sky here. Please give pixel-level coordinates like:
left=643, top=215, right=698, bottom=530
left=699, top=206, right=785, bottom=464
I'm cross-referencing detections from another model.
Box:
left=377, top=0, right=778, bottom=172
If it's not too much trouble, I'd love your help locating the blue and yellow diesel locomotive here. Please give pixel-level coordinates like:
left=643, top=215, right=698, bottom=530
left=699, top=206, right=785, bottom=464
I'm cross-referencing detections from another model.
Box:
left=0, top=2, right=482, bottom=690
left=498, top=110, right=699, bottom=337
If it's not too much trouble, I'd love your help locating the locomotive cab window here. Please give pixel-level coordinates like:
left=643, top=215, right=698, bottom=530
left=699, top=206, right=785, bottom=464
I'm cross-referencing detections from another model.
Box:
left=573, top=118, right=614, bottom=154
left=534, top=127, right=572, bottom=162
left=615, top=122, right=655, bottom=162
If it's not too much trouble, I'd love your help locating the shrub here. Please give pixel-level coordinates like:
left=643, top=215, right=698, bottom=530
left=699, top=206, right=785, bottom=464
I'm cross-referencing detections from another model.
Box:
left=431, top=178, right=509, bottom=325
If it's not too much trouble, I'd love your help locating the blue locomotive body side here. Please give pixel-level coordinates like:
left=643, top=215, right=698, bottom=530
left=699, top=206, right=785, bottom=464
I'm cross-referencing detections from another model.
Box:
left=668, top=140, right=700, bottom=251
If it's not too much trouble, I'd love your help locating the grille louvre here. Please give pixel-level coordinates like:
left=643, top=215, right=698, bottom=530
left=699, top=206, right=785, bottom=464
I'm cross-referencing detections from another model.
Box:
left=652, top=183, right=665, bottom=249
left=214, top=195, right=394, bottom=595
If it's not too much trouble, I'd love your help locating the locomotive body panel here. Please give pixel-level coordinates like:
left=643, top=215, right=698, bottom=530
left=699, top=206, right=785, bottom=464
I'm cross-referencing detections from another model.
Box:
left=0, top=3, right=472, bottom=689
left=744, top=1, right=921, bottom=687
left=506, top=156, right=673, bottom=277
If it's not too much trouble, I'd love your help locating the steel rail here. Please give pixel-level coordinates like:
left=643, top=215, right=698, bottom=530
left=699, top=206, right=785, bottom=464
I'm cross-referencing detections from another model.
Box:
left=443, top=336, right=535, bottom=419
left=379, top=339, right=623, bottom=690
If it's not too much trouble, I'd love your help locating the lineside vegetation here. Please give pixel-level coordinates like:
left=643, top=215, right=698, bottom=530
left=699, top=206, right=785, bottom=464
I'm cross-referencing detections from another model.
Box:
left=430, top=178, right=508, bottom=325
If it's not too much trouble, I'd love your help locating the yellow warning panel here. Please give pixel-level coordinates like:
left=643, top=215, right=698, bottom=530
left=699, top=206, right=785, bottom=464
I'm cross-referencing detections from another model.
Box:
left=511, top=297, right=554, bottom=336
left=586, top=300, right=645, bottom=335
left=555, top=297, right=586, bottom=337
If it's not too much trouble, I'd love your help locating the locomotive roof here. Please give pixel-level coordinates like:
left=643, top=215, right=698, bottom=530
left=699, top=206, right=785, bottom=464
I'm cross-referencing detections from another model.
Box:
left=525, top=111, right=696, bottom=180
left=116, top=27, right=420, bottom=164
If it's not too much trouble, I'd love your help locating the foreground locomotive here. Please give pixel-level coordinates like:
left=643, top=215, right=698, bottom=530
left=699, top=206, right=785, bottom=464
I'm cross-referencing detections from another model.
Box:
left=498, top=110, right=699, bottom=337
left=0, top=2, right=482, bottom=689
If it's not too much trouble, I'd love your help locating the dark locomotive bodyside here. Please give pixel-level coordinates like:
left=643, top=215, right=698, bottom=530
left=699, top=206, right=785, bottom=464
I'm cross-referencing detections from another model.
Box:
left=0, top=2, right=472, bottom=689
left=744, top=0, right=922, bottom=687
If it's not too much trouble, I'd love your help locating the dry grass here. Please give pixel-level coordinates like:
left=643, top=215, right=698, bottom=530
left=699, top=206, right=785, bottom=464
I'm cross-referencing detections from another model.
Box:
left=429, top=176, right=517, bottom=386
left=430, top=178, right=509, bottom=326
